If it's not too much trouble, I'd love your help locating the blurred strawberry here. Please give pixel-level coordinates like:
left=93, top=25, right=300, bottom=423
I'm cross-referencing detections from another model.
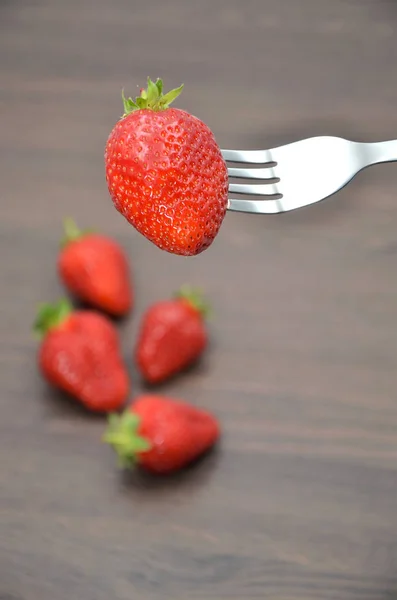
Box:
left=34, top=298, right=129, bottom=412
left=103, top=394, right=220, bottom=473
left=135, top=286, right=209, bottom=384
left=58, top=218, right=132, bottom=317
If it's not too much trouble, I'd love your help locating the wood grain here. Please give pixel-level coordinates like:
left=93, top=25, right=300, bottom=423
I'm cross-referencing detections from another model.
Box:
left=1, top=1, right=397, bottom=598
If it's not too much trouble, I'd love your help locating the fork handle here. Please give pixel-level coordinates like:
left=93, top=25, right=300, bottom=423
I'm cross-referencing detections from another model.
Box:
left=362, top=140, right=397, bottom=166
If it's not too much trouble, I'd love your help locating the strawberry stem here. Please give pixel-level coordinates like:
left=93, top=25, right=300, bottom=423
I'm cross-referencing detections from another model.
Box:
left=33, top=298, right=73, bottom=338
left=102, top=410, right=152, bottom=469
left=122, top=77, right=184, bottom=116
left=175, top=285, right=212, bottom=319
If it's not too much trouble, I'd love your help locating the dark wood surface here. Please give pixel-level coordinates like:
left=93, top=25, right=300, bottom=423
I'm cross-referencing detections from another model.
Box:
left=2, top=1, right=397, bottom=598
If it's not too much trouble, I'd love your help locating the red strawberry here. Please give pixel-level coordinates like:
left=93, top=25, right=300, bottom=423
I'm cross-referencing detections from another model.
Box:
left=103, top=394, right=220, bottom=473
left=34, top=299, right=129, bottom=412
left=135, top=286, right=209, bottom=384
left=58, top=218, right=132, bottom=317
left=104, top=77, right=229, bottom=256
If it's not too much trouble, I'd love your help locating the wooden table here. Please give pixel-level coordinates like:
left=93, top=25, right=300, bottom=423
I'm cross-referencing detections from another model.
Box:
left=1, top=1, right=397, bottom=598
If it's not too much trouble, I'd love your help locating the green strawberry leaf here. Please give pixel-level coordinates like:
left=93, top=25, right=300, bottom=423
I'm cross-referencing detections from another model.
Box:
left=102, top=409, right=152, bottom=469
left=158, top=84, right=184, bottom=109
left=33, top=298, right=73, bottom=339
left=61, top=217, right=93, bottom=247
left=175, top=284, right=212, bottom=319
left=146, top=76, right=160, bottom=105
left=155, top=78, right=163, bottom=95
left=121, top=89, right=139, bottom=115
left=121, top=77, right=184, bottom=115
left=135, top=96, right=147, bottom=109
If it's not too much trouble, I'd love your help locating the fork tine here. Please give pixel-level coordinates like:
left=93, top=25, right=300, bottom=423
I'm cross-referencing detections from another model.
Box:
left=221, top=148, right=273, bottom=164
left=228, top=198, right=284, bottom=213
left=228, top=192, right=335, bottom=214
left=229, top=182, right=280, bottom=196
left=227, top=166, right=278, bottom=179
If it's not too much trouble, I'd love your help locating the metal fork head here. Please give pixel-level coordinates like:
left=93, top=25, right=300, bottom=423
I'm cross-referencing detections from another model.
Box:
left=222, top=136, right=360, bottom=214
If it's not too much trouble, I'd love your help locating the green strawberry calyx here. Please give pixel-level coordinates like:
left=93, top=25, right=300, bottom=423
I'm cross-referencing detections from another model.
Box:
left=102, top=411, right=152, bottom=469
left=175, top=284, right=212, bottom=319
left=61, top=217, right=92, bottom=248
left=122, top=77, right=184, bottom=116
left=33, top=298, right=73, bottom=338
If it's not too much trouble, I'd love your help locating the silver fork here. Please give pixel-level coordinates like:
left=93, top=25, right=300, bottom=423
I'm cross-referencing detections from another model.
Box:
left=222, top=136, right=397, bottom=214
